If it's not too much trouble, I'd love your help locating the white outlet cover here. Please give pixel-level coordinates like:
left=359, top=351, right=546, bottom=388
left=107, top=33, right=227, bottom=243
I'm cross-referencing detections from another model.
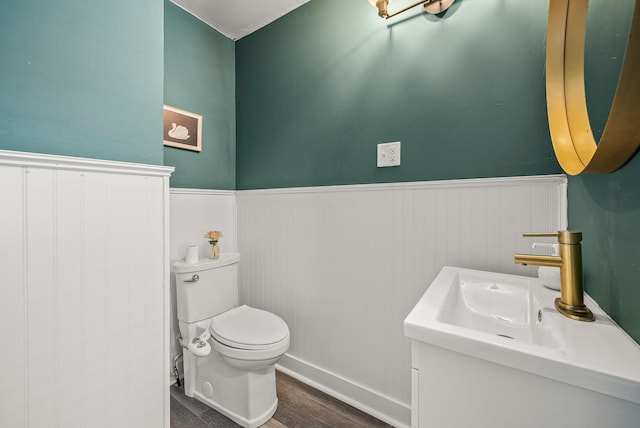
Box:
left=377, top=142, right=401, bottom=167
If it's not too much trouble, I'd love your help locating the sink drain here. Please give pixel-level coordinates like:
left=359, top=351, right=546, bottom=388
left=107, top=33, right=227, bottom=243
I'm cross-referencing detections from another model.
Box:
left=496, top=334, right=514, bottom=339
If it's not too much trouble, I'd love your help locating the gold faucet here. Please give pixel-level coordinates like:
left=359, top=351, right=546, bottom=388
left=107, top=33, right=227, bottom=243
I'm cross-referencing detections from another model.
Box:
left=514, top=231, right=594, bottom=322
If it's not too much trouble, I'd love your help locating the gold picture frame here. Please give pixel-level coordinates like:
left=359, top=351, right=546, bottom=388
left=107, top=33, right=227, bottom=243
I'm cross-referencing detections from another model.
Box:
left=163, top=105, right=202, bottom=152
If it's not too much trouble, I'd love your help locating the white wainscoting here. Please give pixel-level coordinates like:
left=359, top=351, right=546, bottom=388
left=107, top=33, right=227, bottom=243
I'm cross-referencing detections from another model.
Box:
left=0, top=150, right=173, bottom=428
left=236, top=175, right=567, bottom=428
left=169, top=188, right=237, bottom=378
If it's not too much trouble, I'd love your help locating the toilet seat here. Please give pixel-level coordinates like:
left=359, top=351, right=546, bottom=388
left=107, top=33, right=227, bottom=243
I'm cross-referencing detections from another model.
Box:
left=210, top=305, right=289, bottom=351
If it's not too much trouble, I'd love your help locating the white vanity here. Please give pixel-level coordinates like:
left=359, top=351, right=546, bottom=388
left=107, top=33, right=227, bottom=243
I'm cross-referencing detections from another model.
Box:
left=404, top=266, right=640, bottom=428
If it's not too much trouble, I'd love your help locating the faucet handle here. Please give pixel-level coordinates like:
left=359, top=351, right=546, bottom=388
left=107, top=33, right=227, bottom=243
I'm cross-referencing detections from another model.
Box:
left=523, top=232, right=559, bottom=238
left=523, top=231, right=582, bottom=244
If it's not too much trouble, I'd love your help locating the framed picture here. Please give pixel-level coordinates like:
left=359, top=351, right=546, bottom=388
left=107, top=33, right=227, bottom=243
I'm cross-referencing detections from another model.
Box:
left=163, top=105, right=202, bottom=152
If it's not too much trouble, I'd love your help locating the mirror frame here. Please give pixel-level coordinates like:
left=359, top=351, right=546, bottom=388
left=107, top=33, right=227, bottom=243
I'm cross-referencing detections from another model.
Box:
left=546, top=0, right=640, bottom=174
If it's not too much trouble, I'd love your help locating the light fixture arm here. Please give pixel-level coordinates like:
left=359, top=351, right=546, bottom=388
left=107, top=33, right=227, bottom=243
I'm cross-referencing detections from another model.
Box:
left=374, top=0, right=454, bottom=19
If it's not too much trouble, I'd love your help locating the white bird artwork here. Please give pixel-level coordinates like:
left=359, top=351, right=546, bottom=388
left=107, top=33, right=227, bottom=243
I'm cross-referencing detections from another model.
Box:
left=168, top=123, right=190, bottom=140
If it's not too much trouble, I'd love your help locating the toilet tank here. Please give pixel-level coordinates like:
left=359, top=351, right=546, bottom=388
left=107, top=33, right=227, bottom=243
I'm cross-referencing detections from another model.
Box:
left=174, top=253, right=240, bottom=323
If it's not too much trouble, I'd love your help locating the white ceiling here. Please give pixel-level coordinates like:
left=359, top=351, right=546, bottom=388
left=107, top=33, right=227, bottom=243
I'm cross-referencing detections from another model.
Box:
left=170, top=0, right=311, bottom=41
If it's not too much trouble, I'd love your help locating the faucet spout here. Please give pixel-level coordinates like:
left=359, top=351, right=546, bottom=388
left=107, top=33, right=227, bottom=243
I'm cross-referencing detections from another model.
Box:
left=513, top=254, right=563, bottom=268
left=514, top=231, right=594, bottom=322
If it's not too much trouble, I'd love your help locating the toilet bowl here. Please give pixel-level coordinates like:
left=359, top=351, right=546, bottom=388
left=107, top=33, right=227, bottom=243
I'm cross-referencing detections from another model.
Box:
left=174, top=254, right=290, bottom=428
left=210, top=305, right=290, bottom=370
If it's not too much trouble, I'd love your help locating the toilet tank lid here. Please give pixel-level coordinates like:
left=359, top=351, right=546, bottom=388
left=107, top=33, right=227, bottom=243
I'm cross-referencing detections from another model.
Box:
left=174, top=252, right=240, bottom=273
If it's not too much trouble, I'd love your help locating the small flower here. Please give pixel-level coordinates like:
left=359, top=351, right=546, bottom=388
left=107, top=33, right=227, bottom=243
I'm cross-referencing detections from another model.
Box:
left=205, top=230, right=223, bottom=245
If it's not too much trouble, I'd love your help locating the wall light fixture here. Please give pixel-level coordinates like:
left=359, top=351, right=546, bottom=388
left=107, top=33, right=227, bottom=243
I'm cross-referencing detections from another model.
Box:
left=369, top=0, right=455, bottom=19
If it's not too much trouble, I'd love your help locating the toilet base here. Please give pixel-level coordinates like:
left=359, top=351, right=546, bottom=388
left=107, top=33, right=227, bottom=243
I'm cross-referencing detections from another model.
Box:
left=183, top=347, right=279, bottom=428
left=192, top=390, right=278, bottom=428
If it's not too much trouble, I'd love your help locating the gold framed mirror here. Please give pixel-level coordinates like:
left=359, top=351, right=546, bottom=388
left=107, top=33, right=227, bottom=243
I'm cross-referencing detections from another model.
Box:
left=546, top=0, right=640, bottom=174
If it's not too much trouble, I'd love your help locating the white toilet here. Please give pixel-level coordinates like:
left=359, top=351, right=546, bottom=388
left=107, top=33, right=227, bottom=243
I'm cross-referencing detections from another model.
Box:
left=174, top=253, right=290, bottom=428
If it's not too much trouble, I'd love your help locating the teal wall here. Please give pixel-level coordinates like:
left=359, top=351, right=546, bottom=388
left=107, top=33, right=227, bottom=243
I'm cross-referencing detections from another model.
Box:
left=163, top=1, right=236, bottom=190
left=237, top=0, right=640, bottom=342
left=1, top=0, right=638, bottom=341
left=0, top=0, right=164, bottom=165
left=236, top=0, right=561, bottom=189
left=570, top=1, right=639, bottom=342
left=570, top=158, right=640, bottom=343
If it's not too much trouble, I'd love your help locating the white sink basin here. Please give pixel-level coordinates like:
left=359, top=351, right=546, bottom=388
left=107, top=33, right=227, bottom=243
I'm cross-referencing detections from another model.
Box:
left=438, top=273, right=561, bottom=349
left=404, top=266, right=640, bottom=406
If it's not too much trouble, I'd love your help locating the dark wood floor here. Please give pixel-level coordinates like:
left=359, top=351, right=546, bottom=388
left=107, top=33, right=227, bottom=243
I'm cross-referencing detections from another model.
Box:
left=171, top=371, right=394, bottom=428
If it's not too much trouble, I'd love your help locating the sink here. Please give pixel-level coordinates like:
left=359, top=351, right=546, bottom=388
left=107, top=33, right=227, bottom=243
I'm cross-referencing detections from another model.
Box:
left=404, top=266, right=640, bottom=428
left=438, top=272, right=560, bottom=348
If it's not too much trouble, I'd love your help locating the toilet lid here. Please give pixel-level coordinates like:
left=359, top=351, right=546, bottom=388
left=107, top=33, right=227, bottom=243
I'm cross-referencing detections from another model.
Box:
left=210, top=305, right=289, bottom=350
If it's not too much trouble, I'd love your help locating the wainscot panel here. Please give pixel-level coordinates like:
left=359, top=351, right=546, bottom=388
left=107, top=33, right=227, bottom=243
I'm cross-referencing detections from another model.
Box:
left=0, top=150, right=173, bottom=428
left=237, top=175, right=567, bottom=427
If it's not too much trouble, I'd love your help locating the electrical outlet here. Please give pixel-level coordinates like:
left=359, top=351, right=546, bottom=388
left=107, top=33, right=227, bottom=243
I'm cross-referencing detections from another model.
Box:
left=377, top=141, right=401, bottom=167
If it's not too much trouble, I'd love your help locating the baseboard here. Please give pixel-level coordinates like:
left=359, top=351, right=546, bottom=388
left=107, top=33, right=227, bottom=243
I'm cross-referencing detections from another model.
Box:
left=276, top=354, right=411, bottom=428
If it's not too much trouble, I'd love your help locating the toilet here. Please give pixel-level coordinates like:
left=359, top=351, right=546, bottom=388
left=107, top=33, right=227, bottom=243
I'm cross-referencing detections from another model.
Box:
left=174, top=253, right=290, bottom=428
